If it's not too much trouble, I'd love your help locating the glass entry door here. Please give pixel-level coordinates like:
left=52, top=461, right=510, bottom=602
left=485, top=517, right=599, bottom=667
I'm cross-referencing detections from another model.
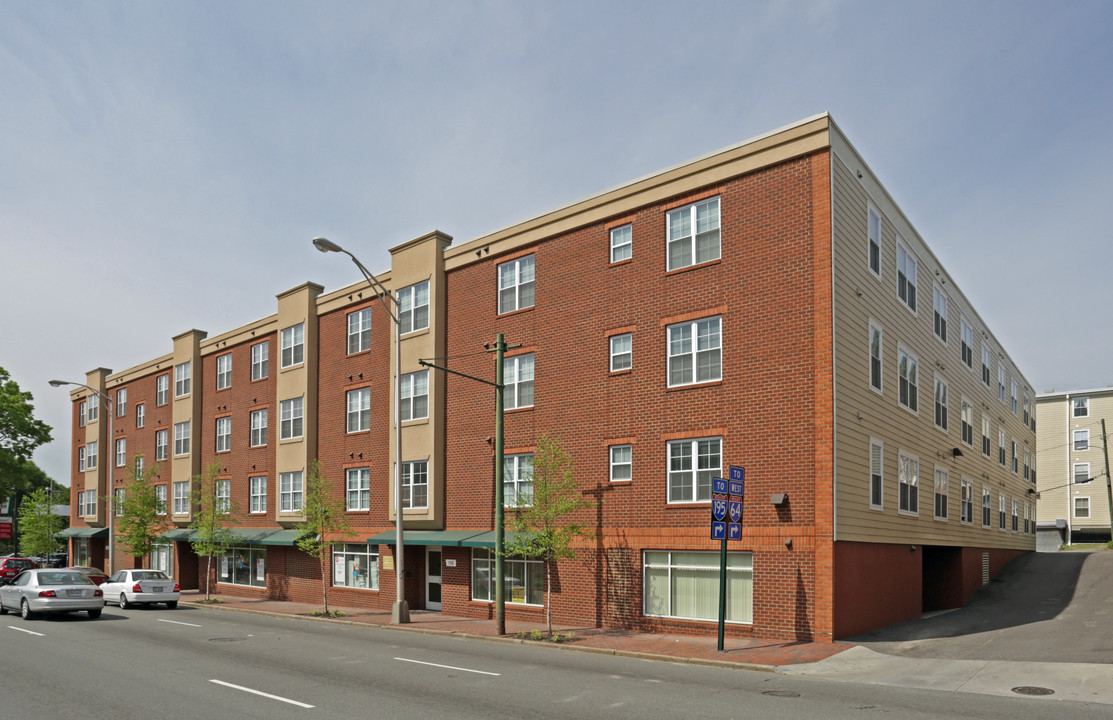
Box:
left=426, top=547, right=442, bottom=611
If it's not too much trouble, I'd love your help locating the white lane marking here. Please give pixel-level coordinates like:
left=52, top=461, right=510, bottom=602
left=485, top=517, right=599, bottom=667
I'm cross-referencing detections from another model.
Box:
left=394, top=657, right=501, bottom=676
left=209, top=680, right=314, bottom=708
left=9, top=626, right=45, bottom=636
left=158, top=618, right=202, bottom=627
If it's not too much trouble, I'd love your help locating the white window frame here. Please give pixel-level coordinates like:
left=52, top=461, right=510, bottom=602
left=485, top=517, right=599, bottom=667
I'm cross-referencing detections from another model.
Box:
left=172, top=481, right=190, bottom=515
left=869, top=438, right=883, bottom=510
left=1074, top=429, right=1090, bottom=451
left=173, top=421, right=190, bottom=457
left=503, top=453, right=534, bottom=507
left=135, top=402, right=145, bottom=428
left=402, top=460, right=429, bottom=509
left=610, top=445, right=632, bottom=483
left=960, top=478, right=973, bottom=524
left=347, top=308, right=373, bottom=355
left=86, top=440, right=98, bottom=469
left=666, top=197, right=721, bottom=271
left=667, top=437, right=721, bottom=504
left=156, top=374, right=169, bottom=405
left=215, top=416, right=231, bottom=453
left=134, top=454, right=144, bottom=478
left=868, top=321, right=883, bottom=394
left=898, top=451, right=919, bottom=516
left=332, top=543, right=380, bottom=590
left=280, top=398, right=304, bottom=440
left=251, top=341, right=269, bottom=380
left=346, top=467, right=370, bottom=511
left=1011, top=499, right=1019, bottom=532
left=998, top=364, right=1007, bottom=404
left=1073, top=397, right=1089, bottom=418
left=115, top=438, right=126, bottom=467
left=155, top=485, right=167, bottom=515
left=867, top=204, right=881, bottom=277
left=934, top=375, right=948, bottom=431
left=933, top=467, right=948, bottom=521
left=667, top=316, right=722, bottom=388
left=281, top=323, right=305, bottom=368
left=216, top=354, right=232, bottom=390
left=279, top=471, right=304, bottom=512
left=79, top=400, right=87, bottom=427
left=610, top=223, right=632, bottom=263
left=982, top=486, right=992, bottom=527
left=1074, top=462, right=1091, bottom=485
left=215, top=479, right=230, bottom=514
left=497, top=255, right=535, bottom=315
left=897, top=345, right=918, bottom=413
left=502, top=355, right=534, bottom=410
left=896, top=239, right=917, bottom=312
left=471, top=548, right=543, bottom=606
left=999, top=494, right=1007, bottom=530
left=116, top=387, right=127, bottom=416
left=347, top=387, right=371, bottom=432
left=400, top=370, right=430, bottom=421
left=155, top=429, right=168, bottom=461
left=1010, top=380, right=1018, bottom=415
left=610, top=333, right=632, bottom=373
left=1011, top=440, right=1018, bottom=474
left=78, top=446, right=86, bottom=472
left=981, top=415, right=991, bottom=457
left=932, top=285, right=948, bottom=343
left=998, top=429, right=1007, bottom=466
left=249, top=476, right=267, bottom=514
left=114, top=488, right=125, bottom=516
left=1074, top=496, right=1091, bottom=519
left=250, top=408, right=268, bottom=447
left=960, top=397, right=973, bottom=445
left=398, top=280, right=431, bottom=334
left=642, top=550, right=752, bottom=624
left=174, top=361, right=191, bottom=398
left=960, top=317, right=974, bottom=370
left=87, top=395, right=99, bottom=422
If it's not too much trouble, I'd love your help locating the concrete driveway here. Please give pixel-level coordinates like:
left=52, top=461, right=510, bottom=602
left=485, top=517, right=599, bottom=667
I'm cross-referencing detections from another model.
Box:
left=845, top=550, right=1113, bottom=664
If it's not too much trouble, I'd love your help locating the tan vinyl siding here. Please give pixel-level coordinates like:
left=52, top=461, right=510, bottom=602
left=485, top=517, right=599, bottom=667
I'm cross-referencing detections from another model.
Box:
left=830, top=133, right=1035, bottom=550
left=1037, top=391, right=1113, bottom=532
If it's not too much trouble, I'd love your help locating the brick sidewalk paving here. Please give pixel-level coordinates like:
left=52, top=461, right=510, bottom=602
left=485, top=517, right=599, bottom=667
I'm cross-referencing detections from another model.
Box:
left=179, top=589, right=847, bottom=668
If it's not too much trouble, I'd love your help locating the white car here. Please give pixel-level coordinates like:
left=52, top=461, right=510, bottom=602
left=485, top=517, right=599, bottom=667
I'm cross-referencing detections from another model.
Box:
left=0, top=568, right=104, bottom=619
left=102, top=569, right=180, bottom=609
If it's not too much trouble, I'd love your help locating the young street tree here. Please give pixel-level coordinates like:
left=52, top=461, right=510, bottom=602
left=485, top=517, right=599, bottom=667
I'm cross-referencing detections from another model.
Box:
left=115, top=458, right=169, bottom=569
left=296, top=460, right=353, bottom=615
left=17, top=487, right=64, bottom=559
left=0, top=366, right=53, bottom=507
left=503, top=432, right=593, bottom=637
left=190, top=461, right=239, bottom=602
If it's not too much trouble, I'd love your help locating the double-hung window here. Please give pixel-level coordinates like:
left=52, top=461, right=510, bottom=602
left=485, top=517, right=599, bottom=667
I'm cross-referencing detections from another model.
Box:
left=610, top=445, right=632, bottom=483
left=1074, top=397, right=1089, bottom=418
left=667, top=437, right=721, bottom=503
left=667, top=317, right=721, bottom=387
left=215, top=479, right=230, bottom=514
left=869, top=322, right=883, bottom=393
left=1075, top=496, right=1091, bottom=519
left=250, top=409, right=268, bottom=447
left=215, top=417, right=231, bottom=453
left=998, top=430, right=1006, bottom=466
left=87, top=395, right=99, bottom=423
left=503, top=454, right=533, bottom=507
left=280, top=398, right=303, bottom=439
left=346, top=467, right=370, bottom=511
left=279, top=471, right=304, bottom=512
left=1012, top=500, right=1019, bottom=531
left=172, top=481, right=189, bottom=515
left=997, top=365, right=1007, bottom=404
left=610, top=333, right=632, bottom=372
left=999, top=495, right=1007, bottom=530
left=1074, top=463, right=1091, bottom=485
left=399, top=281, right=430, bottom=334
left=347, top=308, right=372, bottom=354
left=155, top=429, right=168, bottom=461
left=610, top=224, right=632, bottom=263
left=933, top=467, right=948, bottom=520
left=502, top=356, right=534, bottom=410
left=934, top=376, right=948, bottom=431
left=982, top=486, right=992, bottom=527
left=174, top=421, right=190, bottom=456
left=1023, top=450, right=1031, bottom=481
left=135, top=403, right=145, bottom=428
left=86, top=441, right=98, bottom=469
left=281, top=323, right=305, bottom=368
left=869, top=438, right=883, bottom=509
left=898, top=452, right=918, bottom=515
left=249, top=477, right=267, bottom=514
left=134, top=455, right=144, bottom=477
left=498, top=255, right=535, bottom=314
left=896, top=241, right=917, bottom=312
left=666, top=197, right=720, bottom=271
left=402, top=460, right=428, bottom=509
left=981, top=345, right=992, bottom=387
left=216, top=354, right=232, bottom=390
left=1011, top=441, right=1018, bottom=474
left=898, top=347, right=918, bottom=412
left=78, top=446, right=87, bottom=472
left=116, top=388, right=127, bottom=416
left=981, top=416, right=991, bottom=457
left=960, top=479, right=973, bottom=524
left=960, top=398, right=973, bottom=445
left=867, top=205, right=881, bottom=276
left=155, top=485, right=167, bottom=515
left=933, top=286, right=947, bottom=342
left=961, top=318, right=974, bottom=369
left=115, top=438, right=126, bottom=467
left=79, top=401, right=87, bottom=427
left=347, top=388, right=371, bottom=432
left=174, top=361, right=191, bottom=397
left=1074, top=429, right=1089, bottom=451
left=401, top=370, right=430, bottom=420
left=156, top=374, right=169, bottom=405
left=251, top=341, right=269, bottom=380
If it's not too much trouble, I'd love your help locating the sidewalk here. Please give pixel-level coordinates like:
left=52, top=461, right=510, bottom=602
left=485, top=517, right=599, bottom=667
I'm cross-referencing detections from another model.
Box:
left=178, top=589, right=843, bottom=669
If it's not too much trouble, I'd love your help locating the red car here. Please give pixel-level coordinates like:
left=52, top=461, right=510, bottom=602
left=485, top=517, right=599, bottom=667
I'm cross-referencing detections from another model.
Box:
left=64, top=566, right=109, bottom=585
left=0, top=557, right=36, bottom=585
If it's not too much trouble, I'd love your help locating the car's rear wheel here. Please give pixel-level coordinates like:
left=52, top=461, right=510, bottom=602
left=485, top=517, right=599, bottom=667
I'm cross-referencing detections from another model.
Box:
left=88, top=609, right=102, bottom=619
left=166, top=601, right=178, bottom=609
left=0, top=602, right=8, bottom=615
left=20, top=599, right=34, bottom=620
left=119, top=593, right=131, bottom=609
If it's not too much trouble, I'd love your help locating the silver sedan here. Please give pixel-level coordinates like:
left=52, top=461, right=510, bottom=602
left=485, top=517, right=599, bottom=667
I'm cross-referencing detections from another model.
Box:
left=102, top=569, right=180, bottom=609
left=0, top=568, right=105, bottom=619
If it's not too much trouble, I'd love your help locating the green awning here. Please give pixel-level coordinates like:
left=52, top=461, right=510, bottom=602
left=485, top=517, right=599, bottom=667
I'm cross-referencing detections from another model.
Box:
left=367, top=530, right=493, bottom=547
left=57, top=526, right=109, bottom=538
left=228, top=528, right=281, bottom=544
left=459, top=531, right=532, bottom=548
left=258, top=529, right=303, bottom=546
left=160, top=528, right=198, bottom=542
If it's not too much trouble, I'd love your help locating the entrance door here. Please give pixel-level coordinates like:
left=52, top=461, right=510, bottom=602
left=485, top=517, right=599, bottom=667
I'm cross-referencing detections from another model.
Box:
left=426, top=547, right=442, bottom=611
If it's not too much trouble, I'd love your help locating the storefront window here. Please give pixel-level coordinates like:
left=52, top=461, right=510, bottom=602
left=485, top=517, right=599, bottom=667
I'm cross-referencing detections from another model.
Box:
left=331, top=544, right=379, bottom=590
left=218, top=546, right=266, bottom=588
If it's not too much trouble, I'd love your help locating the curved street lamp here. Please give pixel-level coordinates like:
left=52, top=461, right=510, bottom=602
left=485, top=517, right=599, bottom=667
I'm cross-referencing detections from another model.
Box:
left=49, top=379, right=115, bottom=574
left=313, top=237, right=409, bottom=624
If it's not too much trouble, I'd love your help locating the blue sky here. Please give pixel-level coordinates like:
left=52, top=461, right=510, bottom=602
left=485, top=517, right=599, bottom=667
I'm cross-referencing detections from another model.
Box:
left=3, top=0, right=1111, bottom=485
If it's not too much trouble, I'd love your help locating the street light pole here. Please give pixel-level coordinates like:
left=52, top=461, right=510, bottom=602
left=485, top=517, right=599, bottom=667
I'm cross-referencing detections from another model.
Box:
left=312, top=237, right=409, bottom=623
left=49, top=380, right=115, bottom=573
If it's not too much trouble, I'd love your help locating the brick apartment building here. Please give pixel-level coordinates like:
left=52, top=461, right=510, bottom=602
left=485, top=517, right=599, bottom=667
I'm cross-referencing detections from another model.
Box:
left=59, top=114, right=1035, bottom=641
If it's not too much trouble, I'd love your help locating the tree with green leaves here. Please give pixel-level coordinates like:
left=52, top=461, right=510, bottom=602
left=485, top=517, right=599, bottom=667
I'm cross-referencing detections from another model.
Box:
left=0, top=367, right=53, bottom=512
left=296, top=460, right=353, bottom=615
left=503, top=432, right=593, bottom=636
left=115, top=457, right=169, bottom=568
left=2, top=459, right=66, bottom=555
left=17, top=487, right=64, bottom=559
left=189, top=461, right=239, bottom=601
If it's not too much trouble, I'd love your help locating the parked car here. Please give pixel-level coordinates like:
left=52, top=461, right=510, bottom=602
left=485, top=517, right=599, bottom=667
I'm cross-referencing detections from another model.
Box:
left=64, top=566, right=109, bottom=585
left=0, top=557, right=36, bottom=585
left=0, top=568, right=104, bottom=619
left=102, top=569, right=180, bottom=609
left=46, top=553, right=69, bottom=568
